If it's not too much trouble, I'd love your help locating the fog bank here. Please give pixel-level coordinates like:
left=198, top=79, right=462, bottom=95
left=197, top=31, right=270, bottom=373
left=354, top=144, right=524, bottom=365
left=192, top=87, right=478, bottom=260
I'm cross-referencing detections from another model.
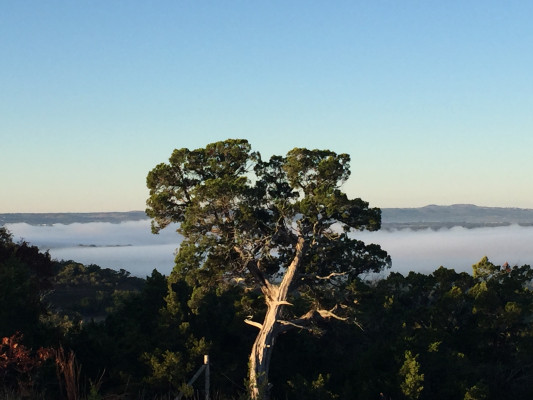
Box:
left=357, top=224, right=533, bottom=275
left=5, top=222, right=533, bottom=277
left=6, top=220, right=180, bottom=276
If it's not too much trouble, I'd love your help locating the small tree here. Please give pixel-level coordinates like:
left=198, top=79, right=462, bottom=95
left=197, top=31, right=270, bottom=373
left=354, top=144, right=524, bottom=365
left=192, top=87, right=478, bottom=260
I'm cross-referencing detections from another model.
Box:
left=399, top=351, right=424, bottom=400
left=146, top=139, right=390, bottom=399
left=0, top=333, right=52, bottom=394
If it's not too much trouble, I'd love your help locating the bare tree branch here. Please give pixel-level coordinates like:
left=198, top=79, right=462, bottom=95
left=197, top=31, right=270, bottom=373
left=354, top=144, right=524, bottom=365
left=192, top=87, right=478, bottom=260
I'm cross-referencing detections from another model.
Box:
left=316, top=272, right=348, bottom=280
left=275, top=310, right=317, bottom=334
left=273, top=300, right=293, bottom=306
left=317, top=308, right=349, bottom=321
left=245, top=319, right=263, bottom=330
left=234, top=246, right=276, bottom=297
left=276, top=304, right=351, bottom=335
left=276, top=319, right=316, bottom=332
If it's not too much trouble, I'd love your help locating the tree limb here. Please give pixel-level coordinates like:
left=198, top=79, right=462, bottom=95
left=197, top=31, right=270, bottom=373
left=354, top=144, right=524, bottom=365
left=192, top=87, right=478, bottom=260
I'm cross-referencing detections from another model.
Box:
left=317, top=308, right=349, bottom=321
left=273, top=300, right=293, bottom=306
left=276, top=319, right=316, bottom=332
left=278, top=236, right=306, bottom=302
left=276, top=305, right=350, bottom=335
left=275, top=310, right=317, bottom=334
left=315, top=272, right=347, bottom=280
left=234, top=246, right=276, bottom=297
left=244, top=319, right=263, bottom=330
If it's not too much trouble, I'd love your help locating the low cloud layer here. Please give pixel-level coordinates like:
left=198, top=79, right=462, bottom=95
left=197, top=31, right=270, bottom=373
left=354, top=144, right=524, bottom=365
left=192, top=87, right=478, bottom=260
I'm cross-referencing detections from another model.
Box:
left=6, top=220, right=181, bottom=276
left=358, top=225, right=533, bottom=275
left=5, top=222, right=533, bottom=277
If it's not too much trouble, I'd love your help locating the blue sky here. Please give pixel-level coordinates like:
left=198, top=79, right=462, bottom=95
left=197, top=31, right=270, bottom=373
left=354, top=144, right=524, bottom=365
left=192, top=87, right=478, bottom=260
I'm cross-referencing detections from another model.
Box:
left=2, top=1, right=532, bottom=212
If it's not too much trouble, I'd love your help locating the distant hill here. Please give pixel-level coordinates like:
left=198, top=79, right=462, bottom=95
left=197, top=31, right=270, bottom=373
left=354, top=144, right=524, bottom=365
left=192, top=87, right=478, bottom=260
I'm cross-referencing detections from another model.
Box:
left=382, top=204, right=533, bottom=230
left=3, top=205, right=533, bottom=229
left=0, top=211, right=148, bottom=225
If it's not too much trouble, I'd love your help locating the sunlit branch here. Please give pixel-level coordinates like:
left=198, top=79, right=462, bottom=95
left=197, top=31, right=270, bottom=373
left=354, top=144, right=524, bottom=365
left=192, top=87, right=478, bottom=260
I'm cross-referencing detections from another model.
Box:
left=245, top=319, right=263, bottom=330
left=276, top=319, right=315, bottom=332
left=316, top=272, right=348, bottom=280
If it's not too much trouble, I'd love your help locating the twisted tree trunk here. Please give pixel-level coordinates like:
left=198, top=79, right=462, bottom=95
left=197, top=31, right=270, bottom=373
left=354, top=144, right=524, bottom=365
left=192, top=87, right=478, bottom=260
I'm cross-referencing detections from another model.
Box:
left=248, top=301, right=280, bottom=399
left=246, top=237, right=306, bottom=400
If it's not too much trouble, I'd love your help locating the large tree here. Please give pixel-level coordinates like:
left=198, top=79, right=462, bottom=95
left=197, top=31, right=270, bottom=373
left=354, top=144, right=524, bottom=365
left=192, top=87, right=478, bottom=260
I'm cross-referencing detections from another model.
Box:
left=146, top=139, right=390, bottom=399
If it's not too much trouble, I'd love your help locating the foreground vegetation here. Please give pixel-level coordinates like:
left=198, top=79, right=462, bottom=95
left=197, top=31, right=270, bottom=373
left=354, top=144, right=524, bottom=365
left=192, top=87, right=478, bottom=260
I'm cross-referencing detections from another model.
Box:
left=2, top=225, right=533, bottom=399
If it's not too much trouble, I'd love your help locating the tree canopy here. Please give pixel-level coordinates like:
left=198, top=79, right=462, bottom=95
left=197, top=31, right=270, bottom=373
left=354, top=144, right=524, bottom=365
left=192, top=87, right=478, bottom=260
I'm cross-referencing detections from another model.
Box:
left=146, top=139, right=390, bottom=398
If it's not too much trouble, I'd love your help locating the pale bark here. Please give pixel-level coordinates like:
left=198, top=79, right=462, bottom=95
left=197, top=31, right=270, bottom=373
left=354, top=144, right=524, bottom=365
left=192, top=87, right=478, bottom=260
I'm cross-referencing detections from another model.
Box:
left=246, top=236, right=306, bottom=400
left=248, top=301, right=280, bottom=400
left=240, top=236, right=350, bottom=399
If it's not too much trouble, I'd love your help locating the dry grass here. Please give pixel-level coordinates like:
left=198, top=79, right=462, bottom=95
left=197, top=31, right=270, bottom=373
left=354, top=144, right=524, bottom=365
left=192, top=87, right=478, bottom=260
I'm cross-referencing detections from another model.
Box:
left=54, top=346, right=82, bottom=400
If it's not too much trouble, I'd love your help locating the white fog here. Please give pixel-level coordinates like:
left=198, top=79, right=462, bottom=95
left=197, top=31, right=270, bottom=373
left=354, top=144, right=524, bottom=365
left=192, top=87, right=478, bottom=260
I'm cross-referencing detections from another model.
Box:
left=5, top=221, right=533, bottom=277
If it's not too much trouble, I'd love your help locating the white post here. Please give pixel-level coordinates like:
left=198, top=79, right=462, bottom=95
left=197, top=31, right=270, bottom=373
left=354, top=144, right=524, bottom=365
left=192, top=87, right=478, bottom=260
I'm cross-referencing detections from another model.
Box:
left=204, top=354, right=210, bottom=400
left=175, top=355, right=210, bottom=400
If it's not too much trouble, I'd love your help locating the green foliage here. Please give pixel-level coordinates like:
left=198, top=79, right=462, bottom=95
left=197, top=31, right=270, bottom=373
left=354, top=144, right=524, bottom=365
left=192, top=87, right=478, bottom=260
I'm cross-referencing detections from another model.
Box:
left=286, top=373, right=338, bottom=400
left=86, top=385, right=102, bottom=400
left=346, top=258, right=533, bottom=400
left=472, top=256, right=499, bottom=280
left=48, top=261, right=145, bottom=321
left=146, top=139, right=390, bottom=317
left=463, top=382, right=488, bottom=400
left=57, top=253, right=533, bottom=400
left=0, top=227, right=55, bottom=345
left=399, top=351, right=424, bottom=400
left=143, top=349, right=184, bottom=387
left=66, top=269, right=171, bottom=394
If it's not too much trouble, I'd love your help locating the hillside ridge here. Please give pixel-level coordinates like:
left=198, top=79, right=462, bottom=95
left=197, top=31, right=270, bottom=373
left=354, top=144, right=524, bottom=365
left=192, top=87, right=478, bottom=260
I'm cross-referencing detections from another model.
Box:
left=2, top=205, right=533, bottom=229
left=381, top=204, right=533, bottom=229
left=0, top=211, right=147, bottom=225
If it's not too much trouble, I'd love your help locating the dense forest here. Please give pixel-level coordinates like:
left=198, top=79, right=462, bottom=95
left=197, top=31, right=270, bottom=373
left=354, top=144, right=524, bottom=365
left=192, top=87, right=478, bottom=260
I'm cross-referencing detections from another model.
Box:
left=2, top=224, right=533, bottom=400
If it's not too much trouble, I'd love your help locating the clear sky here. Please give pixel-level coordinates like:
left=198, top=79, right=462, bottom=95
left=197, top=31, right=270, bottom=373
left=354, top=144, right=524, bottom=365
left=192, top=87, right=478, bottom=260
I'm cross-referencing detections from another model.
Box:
left=2, top=1, right=532, bottom=212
